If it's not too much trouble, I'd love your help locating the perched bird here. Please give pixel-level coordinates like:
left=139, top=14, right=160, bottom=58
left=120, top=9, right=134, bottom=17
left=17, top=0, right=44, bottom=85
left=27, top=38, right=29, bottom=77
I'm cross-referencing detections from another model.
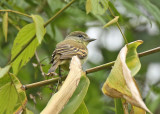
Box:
left=48, top=31, right=96, bottom=75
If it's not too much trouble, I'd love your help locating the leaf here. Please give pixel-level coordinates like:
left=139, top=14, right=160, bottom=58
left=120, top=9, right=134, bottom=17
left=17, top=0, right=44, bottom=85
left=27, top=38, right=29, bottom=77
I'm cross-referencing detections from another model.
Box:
left=102, top=40, right=151, bottom=113
left=103, top=16, right=119, bottom=28
left=114, top=98, right=124, bottom=114
left=126, top=41, right=143, bottom=76
left=3, top=12, right=8, bottom=42
left=74, top=101, right=89, bottom=114
left=61, top=75, right=90, bottom=114
left=86, top=0, right=109, bottom=15
left=31, top=15, right=46, bottom=44
left=24, top=108, right=34, bottom=114
left=41, top=56, right=83, bottom=114
left=132, top=106, right=146, bottom=114
left=11, top=23, right=41, bottom=74
left=0, top=73, right=27, bottom=114
left=0, top=65, right=11, bottom=78
left=86, top=0, right=92, bottom=14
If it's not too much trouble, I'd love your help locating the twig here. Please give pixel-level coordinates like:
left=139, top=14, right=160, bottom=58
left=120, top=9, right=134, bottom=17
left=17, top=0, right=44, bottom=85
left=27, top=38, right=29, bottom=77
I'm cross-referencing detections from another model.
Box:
left=138, top=47, right=160, bottom=57
left=23, top=76, right=66, bottom=90
left=23, top=46, right=160, bottom=90
left=0, top=9, right=31, bottom=18
left=35, top=51, right=45, bottom=77
left=8, top=0, right=76, bottom=64
left=108, top=6, right=128, bottom=45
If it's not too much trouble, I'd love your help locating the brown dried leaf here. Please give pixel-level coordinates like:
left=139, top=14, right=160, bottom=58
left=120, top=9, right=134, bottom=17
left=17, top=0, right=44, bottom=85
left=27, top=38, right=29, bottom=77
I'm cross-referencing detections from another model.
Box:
left=41, top=56, right=82, bottom=114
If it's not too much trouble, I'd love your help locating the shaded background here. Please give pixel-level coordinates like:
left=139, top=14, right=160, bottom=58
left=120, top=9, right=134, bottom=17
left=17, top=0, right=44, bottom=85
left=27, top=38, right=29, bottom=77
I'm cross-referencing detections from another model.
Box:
left=0, top=0, right=160, bottom=113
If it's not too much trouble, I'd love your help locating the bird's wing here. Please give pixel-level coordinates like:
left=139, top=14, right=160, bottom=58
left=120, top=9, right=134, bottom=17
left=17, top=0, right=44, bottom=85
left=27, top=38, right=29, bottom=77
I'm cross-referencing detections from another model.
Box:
left=50, top=43, right=88, bottom=65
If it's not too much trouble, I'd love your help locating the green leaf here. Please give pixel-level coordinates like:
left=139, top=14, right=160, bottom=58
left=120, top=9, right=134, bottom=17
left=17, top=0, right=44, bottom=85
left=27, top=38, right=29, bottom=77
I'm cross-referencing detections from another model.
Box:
left=11, top=23, right=41, bottom=74
left=0, top=65, right=11, bottom=78
left=74, top=101, right=89, bottom=114
left=86, top=0, right=109, bottom=15
left=114, top=98, right=124, bottom=114
left=61, top=76, right=90, bottom=114
left=0, top=73, right=27, bottom=114
left=31, top=15, right=46, bottom=44
left=126, top=40, right=143, bottom=76
left=24, top=108, right=34, bottom=114
left=3, top=12, right=8, bottom=42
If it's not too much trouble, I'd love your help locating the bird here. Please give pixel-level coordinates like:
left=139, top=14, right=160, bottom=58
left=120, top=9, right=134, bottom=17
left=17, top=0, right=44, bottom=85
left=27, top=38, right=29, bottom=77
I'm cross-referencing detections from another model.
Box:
left=48, top=31, right=96, bottom=75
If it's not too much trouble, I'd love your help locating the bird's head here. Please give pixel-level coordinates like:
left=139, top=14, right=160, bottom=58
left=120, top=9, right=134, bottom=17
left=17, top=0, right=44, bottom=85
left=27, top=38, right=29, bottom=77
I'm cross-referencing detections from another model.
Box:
left=66, top=31, right=96, bottom=46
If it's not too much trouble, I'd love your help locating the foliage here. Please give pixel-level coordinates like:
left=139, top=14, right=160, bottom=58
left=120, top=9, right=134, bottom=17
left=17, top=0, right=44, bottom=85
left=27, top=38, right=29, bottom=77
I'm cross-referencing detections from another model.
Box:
left=0, top=0, right=160, bottom=113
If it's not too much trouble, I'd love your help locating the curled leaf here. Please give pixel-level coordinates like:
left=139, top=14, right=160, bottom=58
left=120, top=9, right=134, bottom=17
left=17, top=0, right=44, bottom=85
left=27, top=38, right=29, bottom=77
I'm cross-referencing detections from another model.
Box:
left=61, top=75, right=90, bottom=114
left=102, top=40, right=151, bottom=113
left=3, top=12, right=8, bottom=42
left=41, top=56, right=83, bottom=114
left=103, top=16, right=119, bottom=28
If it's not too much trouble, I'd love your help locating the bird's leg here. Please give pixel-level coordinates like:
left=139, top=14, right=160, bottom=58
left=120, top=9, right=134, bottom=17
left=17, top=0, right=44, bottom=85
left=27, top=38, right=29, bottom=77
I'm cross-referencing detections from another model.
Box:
left=54, top=66, right=62, bottom=92
left=59, top=65, right=62, bottom=77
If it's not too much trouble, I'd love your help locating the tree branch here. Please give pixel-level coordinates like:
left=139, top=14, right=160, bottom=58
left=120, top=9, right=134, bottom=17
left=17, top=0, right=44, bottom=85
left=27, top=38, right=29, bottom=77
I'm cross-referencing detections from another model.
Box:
left=23, top=46, right=160, bottom=90
left=22, top=76, right=66, bottom=90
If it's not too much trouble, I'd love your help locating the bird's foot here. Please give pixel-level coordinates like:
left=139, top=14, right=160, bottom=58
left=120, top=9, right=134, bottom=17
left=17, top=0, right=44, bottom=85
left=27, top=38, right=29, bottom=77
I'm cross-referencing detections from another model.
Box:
left=46, top=72, right=58, bottom=77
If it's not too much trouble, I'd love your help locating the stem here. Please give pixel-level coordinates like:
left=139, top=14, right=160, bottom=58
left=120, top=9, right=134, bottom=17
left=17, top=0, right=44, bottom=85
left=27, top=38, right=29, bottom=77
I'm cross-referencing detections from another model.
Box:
left=23, top=46, right=160, bottom=90
left=108, top=6, right=128, bottom=45
left=8, top=0, right=75, bottom=64
left=35, top=51, right=45, bottom=77
left=0, top=9, right=31, bottom=18
left=23, top=76, right=66, bottom=90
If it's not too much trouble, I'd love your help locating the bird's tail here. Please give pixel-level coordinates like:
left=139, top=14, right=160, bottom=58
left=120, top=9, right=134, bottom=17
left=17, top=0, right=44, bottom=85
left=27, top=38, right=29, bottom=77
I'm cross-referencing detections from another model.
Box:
left=48, top=61, right=60, bottom=74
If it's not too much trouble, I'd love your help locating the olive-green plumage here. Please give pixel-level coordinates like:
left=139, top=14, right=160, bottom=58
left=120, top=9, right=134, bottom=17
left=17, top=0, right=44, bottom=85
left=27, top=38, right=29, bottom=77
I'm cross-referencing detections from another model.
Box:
left=48, top=31, right=96, bottom=73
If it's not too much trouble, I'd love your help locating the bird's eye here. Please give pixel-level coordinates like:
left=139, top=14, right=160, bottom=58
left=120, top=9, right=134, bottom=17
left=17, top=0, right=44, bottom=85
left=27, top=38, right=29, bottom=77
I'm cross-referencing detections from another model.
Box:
left=78, top=34, right=83, bottom=38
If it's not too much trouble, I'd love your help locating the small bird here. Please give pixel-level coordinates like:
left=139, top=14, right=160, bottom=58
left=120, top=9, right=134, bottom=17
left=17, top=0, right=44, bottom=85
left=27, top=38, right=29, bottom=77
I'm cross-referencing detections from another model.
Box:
left=48, top=31, right=96, bottom=75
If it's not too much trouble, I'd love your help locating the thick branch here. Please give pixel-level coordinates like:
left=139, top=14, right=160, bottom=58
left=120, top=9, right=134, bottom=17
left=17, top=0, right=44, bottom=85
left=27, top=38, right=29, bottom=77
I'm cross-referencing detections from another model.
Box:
left=23, top=46, right=160, bottom=90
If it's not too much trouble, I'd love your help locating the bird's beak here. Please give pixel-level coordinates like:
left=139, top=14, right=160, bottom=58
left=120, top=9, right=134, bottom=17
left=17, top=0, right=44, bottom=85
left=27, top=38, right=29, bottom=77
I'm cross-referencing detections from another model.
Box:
left=84, top=38, right=96, bottom=42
